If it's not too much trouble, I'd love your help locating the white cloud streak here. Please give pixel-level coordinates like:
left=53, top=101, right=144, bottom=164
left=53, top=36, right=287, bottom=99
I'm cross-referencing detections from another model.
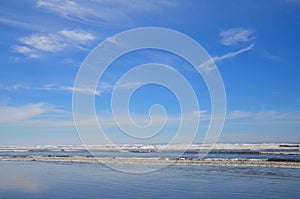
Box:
left=11, top=45, right=39, bottom=58
left=0, top=103, right=60, bottom=123
left=36, top=0, right=93, bottom=20
left=36, top=0, right=176, bottom=24
left=198, top=44, right=254, bottom=71
left=59, top=29, right=95, bottom=44
left=197, top=28, right=255, bottom=71
left=1, top=103, right=299, bottom=128
left=0, top=17, right=42, bottom=31
left=226, top=110, right=300, bottom=125
left=13, top=29, right=96, bottom=58
left=0, top=83, right=29, bottom=91
left=0, top=81, right=144, bottom=96
left=52, top=86, right=101, bottom=96
left=213, top=43, right=254, bottom=62
left=0, top=83, right=101, bottom=96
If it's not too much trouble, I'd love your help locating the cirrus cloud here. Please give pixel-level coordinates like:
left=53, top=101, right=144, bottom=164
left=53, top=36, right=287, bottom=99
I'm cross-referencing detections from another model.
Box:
left=11, top=45, right=39, bottom=58
left=220, top=28, right=254, bottom=46
left=36, top=0, right=176, bottom=24
left=0, top=103, right=58, bottom=123
left=12, top=29, right=96, bottom=58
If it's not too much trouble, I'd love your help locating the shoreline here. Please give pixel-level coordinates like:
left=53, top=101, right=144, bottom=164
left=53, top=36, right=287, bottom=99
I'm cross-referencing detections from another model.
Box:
left=1, top=155, right=300, bottom=169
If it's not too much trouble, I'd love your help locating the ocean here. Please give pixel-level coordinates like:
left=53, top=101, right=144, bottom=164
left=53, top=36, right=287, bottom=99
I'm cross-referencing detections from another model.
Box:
left=0, top=143, right=299, bottom=198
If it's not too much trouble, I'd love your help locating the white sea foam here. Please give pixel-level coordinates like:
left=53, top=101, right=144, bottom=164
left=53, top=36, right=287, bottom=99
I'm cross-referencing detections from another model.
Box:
left=1, top=143, right=298, bottom=152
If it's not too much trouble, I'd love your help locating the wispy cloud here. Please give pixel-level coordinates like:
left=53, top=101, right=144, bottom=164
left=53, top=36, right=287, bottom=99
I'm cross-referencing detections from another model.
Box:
left=197, top=28, right=255, bottom=71
left=192, top=109, right=300, bottom=128
left=47, top=86, right=101, bottom=96
left=0, top=83, right=29, bottom=91
left=213, top=44, right=254, bottom=62
left=0, top=83, right=97, bottom=95
left=59, top=29, right=95, bottom=44
left=0, top=81, right=143, bottom=96
left=220, top=28, right=254, bottom=46
left=192, top=110, right=209, bottom=117
left=36, top=0, right=176, bottom=24
left=13, top=29, right=96, bottom=58
left=20, top=33, right=67, bottom=52
left=69, top=81, right=145, bottom=96
left=1, top=100, right=299, bottom=129
left=107, top=37, right=120, bottom=45
left=227, top=110, right=300, bottom=124
left=11, top=45, right=40, bottom=58
left=0, top=103, right=61, bottom=123
left=36, top=0, right=93, bottom=20
left=0, top=101, right=177, bottom=128
left=0, top=102, right=74, bottom=128
left=198, top=44, right=254, bottom=71
left=0, top=17, right=42, bottom=31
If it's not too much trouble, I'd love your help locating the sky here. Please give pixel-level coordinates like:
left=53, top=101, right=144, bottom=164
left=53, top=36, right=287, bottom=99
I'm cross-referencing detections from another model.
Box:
left=0, top=0, right=300, bottom=145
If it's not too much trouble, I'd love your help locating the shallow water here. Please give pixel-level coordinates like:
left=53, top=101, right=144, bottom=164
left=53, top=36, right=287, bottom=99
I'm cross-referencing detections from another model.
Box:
left=0, top=161, right=299, bottom=198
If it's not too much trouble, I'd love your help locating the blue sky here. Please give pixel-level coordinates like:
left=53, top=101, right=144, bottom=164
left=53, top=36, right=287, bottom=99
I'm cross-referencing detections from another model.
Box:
left=1, top=0, right=300, bottom=145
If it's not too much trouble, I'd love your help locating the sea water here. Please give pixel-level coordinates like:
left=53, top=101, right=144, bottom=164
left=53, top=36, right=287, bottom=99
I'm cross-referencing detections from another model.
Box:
left=0, top=143, right=299, bottom=198
left=0, top=161, right=299, bottom=198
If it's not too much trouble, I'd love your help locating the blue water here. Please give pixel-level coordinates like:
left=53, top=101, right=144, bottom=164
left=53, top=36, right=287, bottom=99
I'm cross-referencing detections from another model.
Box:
left=0, top=160, right=299, bottom=198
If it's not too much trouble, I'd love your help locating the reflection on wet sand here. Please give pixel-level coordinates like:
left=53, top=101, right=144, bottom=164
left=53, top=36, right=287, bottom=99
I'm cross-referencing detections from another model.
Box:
left=0, top=163, right=46, bottom=194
